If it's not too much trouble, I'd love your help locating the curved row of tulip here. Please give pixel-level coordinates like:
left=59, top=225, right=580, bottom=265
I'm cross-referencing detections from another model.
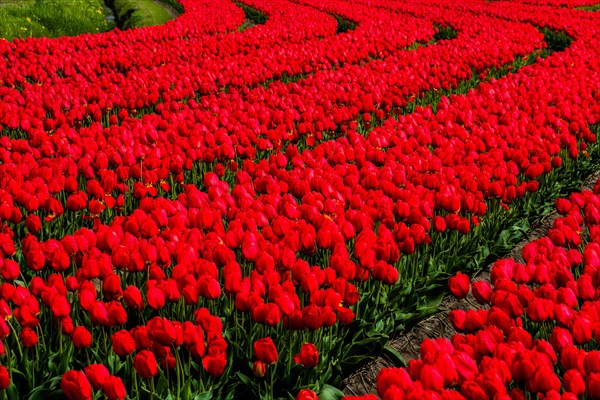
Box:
left=0, top=11, right=543, bottom=230
left=340, top=178, right=600, bottom=400
left=0, top=0, right=432, bottom=131
left=0, top=0, right=600, bottom=399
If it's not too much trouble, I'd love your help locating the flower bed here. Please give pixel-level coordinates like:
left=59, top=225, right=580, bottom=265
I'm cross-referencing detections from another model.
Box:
left=0, top=0, right=599, bottom=399
left=343, top=177, right=600, bottom=400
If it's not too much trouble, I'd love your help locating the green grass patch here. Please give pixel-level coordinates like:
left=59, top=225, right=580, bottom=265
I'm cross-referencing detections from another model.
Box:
left=107, top=0, right=174, bottom=29
left=576, top=3, right=600, bottom=11
left=0, top=0, right=113, bottom=41
left=157, top=0, right=183, bottom=13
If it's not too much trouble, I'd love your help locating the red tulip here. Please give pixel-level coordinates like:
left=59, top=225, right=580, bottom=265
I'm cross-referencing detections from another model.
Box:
left=253, top=360, right=266, bottom=378
left=528, top=366, right=560, bottom=393
left=294, top=343, right=319, bottom=368
left=20, top=327, right=38, bottom=348
left=134, top=350, right=159, bottom=379
left=202, top=353, right=227, bottom=377
left=147, top=317, right=177, bottom=346
left=72, top=326, right=92, bottom=349
left=471, top=281, right=492, bottom=304
left=25, top=215, right=41, bottom=234
left=302, top=304, right=323, bottom=330
left=253, top=337, right=278, bottom=365
left=146, top=286, right=166, bottom=310
left=51, top=295, right=71, bottom=318
left=572, top=316, right=592, bottom=344
left=83, top=364, right=110, bottom=390
left=0, top=365, right=9, bottom=390
left=106, top=301, right=127, bottom=326
left=296, top=389, right=319, bottom=400
left=563, top=369, right=585, bottom=397
left=588, top=373, right=600, bottom=400
left=449, top=272, right=470, bottom=299
left=0, top=259, right=19, bottom=282
left=460, top=380, right=487, bottom=400
left=102, top=376, right=127, bottom=400
left=123, top=285, right=144, bottom=311
left=526, top=298, right=552, bottom=322
left=111, top=330, right=135, bottom=357
left=420, top=364, right=444, bottom=391
left=61, top=370, right=92, bottom=400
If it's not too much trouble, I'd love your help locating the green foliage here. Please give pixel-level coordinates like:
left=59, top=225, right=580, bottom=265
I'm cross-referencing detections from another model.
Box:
left=236, top=2, right=267, bottom=25
left=0, top=0, right=113, bottom=40
left=333, top=14, right=357, bottom=34
left=158, top=0, right=183, bottom=13
left=539, top=27, right=573, bottom=53
left=111, top=0, right=174, bottom=29
left=433, top=23, right=458, bottom=41
left=576, top=3, right=600, bottom=11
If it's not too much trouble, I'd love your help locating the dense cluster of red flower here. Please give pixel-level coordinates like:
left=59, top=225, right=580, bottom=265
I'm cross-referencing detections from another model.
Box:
left=0, top=0, right=599, bottom=398
left=343, top=178, right=600, bottom=399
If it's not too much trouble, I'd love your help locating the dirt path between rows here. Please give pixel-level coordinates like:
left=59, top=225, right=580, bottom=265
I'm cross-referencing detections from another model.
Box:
left=342, top=169, right=600, bottom=396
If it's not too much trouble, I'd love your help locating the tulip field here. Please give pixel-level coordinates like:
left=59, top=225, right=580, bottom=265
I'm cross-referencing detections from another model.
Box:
left=347, top=178, right=600, bottom=400
left=1, top=0, right=600, bottom=399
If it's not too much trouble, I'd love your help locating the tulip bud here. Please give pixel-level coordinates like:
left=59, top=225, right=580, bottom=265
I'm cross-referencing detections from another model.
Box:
left=253, top=361, right=266, bottom=378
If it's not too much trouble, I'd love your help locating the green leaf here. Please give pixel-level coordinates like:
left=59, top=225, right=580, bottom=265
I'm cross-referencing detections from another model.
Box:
left=415, top=294, right=444, bottom=318
left=59, top=343, right=74, bottom=373
left=341, top=354, right=377, bottom=366
left=394, top=311, right=415, bottom=323
left=373, top=319, right=384, bottom=334
left=319, top=384, right=344, bottom=400
left=383, top=345, right=407, bottom=367
left=182, top=379, right=192, bottom=400
left=349, top=333, right=387, bottom=348
left=236, top=372, right=253, bottom=387
left=192, top=391, right=213, bottom=400
left=156, top=374, right=169, bottom=394
left=7, top=383, right=19, bottom=400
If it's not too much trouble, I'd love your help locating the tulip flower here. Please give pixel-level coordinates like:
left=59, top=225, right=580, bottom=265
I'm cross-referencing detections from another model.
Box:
left=449, top=272, right=470, bottom=299
left=296, top=389, right=319, bottom=400
left=111, top=330, right=136, bottom=357
left=133, top=350, right=159, bottom=379
left=83, top=364, right=110, bottom=390
left=61, top=370, right=92, bottom=400
left=0, top=365, right=9, bottom=390
left=72, top=326, right=93, bottom=349
left=253, top=337, right=279, bottom=365
left=102, top=376, right=127, bottom=400
left=294, top=343, right=319, bottom=368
